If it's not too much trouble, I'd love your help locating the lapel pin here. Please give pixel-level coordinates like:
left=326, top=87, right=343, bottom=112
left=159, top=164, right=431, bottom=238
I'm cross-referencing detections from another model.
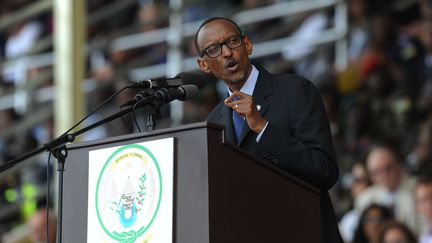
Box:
left=256, top=104, right=262, bottom=111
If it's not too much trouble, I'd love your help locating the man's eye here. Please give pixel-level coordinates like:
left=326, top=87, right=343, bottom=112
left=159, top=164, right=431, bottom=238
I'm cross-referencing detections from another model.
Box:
left=228, top=38, right=238, bottom=44
left=207, top=46, right=219, bottom=54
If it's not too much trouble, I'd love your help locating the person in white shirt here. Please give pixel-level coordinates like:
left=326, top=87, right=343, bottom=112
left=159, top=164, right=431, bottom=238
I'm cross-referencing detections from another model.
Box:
left=416, top=174, right=432, bottom=243
left=355, top=144, right=423, bottom=235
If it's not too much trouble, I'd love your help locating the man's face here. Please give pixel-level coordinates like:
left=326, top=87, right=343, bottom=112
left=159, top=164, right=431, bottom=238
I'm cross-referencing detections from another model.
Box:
left=416, top=183, right=432, bottom=222
left=367, top=148, right=401, bottom=192
left=196, top=19, right=252, bottom=88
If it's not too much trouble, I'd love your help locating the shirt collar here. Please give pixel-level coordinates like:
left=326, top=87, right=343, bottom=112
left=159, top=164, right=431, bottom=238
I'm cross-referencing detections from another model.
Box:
left=227, top=65, right=259, bottom=96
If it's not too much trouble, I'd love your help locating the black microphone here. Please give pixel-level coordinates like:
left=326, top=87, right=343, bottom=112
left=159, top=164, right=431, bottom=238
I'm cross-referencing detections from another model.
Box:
left=174, top=70, right=216, bottom=89
left=130, top=77, right=183, bottom=89
left=122, top=85, right=199, bottom=108
left=153, top=84, right=199, bottom=103
left=129, top=70, right=214, bottom=90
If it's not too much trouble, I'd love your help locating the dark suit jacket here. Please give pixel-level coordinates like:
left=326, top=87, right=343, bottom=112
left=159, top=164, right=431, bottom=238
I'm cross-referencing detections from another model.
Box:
left=206, top=67, right=343, bottom=243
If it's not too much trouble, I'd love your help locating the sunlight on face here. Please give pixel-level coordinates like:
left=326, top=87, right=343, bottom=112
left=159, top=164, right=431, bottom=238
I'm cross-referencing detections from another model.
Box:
left=416, top=183, right=432, bottom=221
left=383, top=227, right=410, bottom=243
left=367, top=148, right=401, bottom=191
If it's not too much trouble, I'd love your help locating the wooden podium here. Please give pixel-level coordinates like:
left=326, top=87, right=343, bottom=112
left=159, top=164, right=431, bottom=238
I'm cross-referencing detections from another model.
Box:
left=62, top=122, right=321, bottom=242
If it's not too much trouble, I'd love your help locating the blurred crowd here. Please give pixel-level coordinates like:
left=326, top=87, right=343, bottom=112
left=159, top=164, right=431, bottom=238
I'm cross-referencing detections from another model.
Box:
left=321, top=0, right=432, bottom=242
left=1, top=0, right=432, bottom=242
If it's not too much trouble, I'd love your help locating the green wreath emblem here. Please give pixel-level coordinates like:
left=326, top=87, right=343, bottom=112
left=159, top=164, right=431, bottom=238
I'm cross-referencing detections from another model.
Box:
left=95, top=144, right=162, bottom=242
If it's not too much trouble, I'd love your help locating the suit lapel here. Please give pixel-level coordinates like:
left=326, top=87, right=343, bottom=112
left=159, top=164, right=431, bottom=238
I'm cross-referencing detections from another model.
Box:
left=238, top=68, right=272, bottom=145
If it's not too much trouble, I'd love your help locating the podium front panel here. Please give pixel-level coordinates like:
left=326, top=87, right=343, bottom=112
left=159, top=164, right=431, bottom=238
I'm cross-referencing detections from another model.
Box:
left=64, top=124, right=212, bottom=243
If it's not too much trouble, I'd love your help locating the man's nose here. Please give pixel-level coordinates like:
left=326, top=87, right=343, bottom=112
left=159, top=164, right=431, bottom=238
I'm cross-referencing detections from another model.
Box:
left=221, top=43, right=233, bottom=57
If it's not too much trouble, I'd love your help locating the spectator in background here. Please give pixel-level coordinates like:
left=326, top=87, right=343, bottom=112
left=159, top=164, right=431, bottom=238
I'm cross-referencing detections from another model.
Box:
left=353, top=203, right=394, bottom=243
left=378, top=221, right=417, bottom=243
left=0, top=109, right=38, bottom=163
left=28, top=207, right=56, bottom=243
left=340, top=98, right=373, bottom=158
left=137, top=1, right=166, bottom=32
left=393, top=1, right=427, bottom=102
left=281, top=11, right=332, bottom=84
left=361, top=64, right=413, bottom=146
left=416, top=77, right=432, bottom=118
left=340, top=160, right=372, bottom=242
left=406, top=120, right=432, bottom=174
left=350, top=161, right=372, bottom=201
left=416, top=173, right=432, bottom=243
left=355, top=144, right=422, bottom=235
left=416, top=16, right=432, bottom=114
left=2, top=8, right=43, bottom=85
left=419, top=16, right=432, bottom=82
left=347, top=0, right=370, bottom=62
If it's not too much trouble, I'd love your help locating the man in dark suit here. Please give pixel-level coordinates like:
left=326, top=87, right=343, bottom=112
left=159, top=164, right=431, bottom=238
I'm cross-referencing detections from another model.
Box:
left=195, top=17, right=343, bottom=243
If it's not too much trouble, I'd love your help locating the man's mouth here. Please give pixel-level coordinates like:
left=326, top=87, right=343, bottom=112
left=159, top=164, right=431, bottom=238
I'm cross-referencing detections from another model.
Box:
left=225, top=60, right=239, bottom=72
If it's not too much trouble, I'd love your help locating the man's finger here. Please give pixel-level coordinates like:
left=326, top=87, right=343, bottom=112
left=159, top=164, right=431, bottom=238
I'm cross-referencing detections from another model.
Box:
left=224, top=91, right=247, bottom=104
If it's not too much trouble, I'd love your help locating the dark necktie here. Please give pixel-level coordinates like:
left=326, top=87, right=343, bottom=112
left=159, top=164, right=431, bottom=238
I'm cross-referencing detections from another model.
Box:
left=232, top=98, right=244, bottom=143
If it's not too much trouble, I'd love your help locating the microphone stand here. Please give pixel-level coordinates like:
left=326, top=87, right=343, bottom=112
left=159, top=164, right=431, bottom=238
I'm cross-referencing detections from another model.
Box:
left=130, top=89, right=161, bottom=132
left=0, top=99, right=158, bottom=243
left=145, top=101, right=161, bottom=131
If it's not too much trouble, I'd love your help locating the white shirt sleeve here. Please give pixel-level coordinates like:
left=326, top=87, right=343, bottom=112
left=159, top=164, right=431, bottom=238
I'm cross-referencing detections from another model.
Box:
left=256, top=121, right=269, bottom=142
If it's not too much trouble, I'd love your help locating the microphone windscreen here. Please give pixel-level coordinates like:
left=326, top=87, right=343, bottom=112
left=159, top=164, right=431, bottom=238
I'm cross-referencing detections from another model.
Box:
left=179, top=84, right=199, bottom=101
left=175, top=70, right=216, bottom=89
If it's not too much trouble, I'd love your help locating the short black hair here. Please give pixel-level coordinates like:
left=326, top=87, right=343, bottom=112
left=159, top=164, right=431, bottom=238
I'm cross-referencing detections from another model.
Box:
left=194, top=16, right=243, bottom=56
left=353, top=203, right=394, bottom=243
left=417, top=172, right=432, bottom=188
left=367, top=142, right=403, bottom=164
left=379, top=221, right=417, bottom=243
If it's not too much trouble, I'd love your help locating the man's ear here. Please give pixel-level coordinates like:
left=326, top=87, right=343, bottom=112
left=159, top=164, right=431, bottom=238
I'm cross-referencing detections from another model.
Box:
left=197, top=58, right=212, bottom=74
left=244, top=36, right=253, bottom=56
